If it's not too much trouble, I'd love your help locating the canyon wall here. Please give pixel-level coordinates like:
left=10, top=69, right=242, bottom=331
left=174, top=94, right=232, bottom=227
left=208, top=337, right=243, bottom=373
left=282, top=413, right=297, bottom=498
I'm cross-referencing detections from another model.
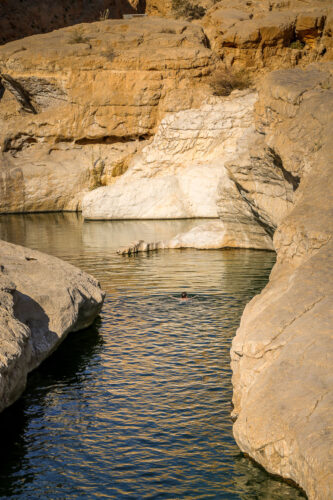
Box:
left=0, top=3, right=331, bottom=215
left=0, top=18, right=216, bottom=212
left=231, top=64, right=333, bottom=499
left=0, top=240, right=104, bottom=414
left=0, top=9, right=332, bottom=498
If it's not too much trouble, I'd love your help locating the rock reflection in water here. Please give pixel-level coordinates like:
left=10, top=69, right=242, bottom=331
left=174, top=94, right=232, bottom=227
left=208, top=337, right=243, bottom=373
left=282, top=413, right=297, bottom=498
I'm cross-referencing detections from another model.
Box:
left=0, top=213, right=304, bottom=499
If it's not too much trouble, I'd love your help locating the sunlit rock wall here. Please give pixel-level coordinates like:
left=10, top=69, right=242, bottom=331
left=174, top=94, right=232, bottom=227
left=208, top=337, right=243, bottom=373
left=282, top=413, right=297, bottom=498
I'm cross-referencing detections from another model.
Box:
left=231, top=64, right=333, bottom=500
left=0, top=18, right=216, bottom=212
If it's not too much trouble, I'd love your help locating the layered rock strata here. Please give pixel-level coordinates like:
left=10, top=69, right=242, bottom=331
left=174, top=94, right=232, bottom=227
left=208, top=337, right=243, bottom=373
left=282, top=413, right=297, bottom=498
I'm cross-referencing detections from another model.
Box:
left=231, top=64, right=333, bottom=499
left=201, top=0, right=333, bottom=73
left=0, top=240, right=105, bottom=414
left=0, top=18, right=215, bottom=212
left=83, top=90, right=294, bottom=230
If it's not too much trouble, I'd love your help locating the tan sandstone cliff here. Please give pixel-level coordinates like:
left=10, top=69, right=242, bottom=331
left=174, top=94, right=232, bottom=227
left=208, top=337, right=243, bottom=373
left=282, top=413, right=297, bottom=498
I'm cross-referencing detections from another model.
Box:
left=231, top=64, right=333, bottom=499
left=0, top=17, right=216, bottom=213
left=0, top=4, right=332, bottom=216
left=0, top=240, right=105, bottom=414
left=147, top=0, right=333, bottom=74
left=200, top=0, right=333, bottom=73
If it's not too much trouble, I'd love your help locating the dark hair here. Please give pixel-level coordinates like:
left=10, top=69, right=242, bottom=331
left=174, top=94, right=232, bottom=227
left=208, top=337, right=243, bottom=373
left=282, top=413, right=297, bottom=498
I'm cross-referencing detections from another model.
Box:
left=181, top=292, right=187, bottom=298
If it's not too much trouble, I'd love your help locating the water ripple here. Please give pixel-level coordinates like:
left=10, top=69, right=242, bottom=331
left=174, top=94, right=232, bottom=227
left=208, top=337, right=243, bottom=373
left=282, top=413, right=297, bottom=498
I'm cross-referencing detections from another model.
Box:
left=0, top=214, right=305, bottom=499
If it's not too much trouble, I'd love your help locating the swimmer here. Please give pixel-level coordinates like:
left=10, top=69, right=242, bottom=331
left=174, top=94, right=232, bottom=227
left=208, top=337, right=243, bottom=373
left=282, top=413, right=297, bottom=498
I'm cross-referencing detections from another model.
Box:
left=169, top=292, right=196, bottom=302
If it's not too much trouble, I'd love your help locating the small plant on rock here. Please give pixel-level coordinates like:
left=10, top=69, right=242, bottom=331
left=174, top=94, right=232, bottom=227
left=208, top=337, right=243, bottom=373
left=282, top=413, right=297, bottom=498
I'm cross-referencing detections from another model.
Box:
left=210, top=68, right=252, bottom=96
left=99, top=8, right=110, bottom=21
left=289, top=40, right=305, bottom=50
left=68, top=27, right=90, bottom=44
left=320, top=79, right=331, bottom=90
left=172, top=0, right=206, bottom=20
left=103, top=48, right=116, bottom=62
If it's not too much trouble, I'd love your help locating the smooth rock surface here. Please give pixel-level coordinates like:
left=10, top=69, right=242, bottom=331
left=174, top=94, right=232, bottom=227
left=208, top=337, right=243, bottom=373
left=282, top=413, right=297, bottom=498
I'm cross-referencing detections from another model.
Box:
left=231, top=64, right=333, bottom=500
left=0, top=141, right=143, bottom=212
left=117, top=219, right=274, bottom=254
left=0, top=240, right=105, bottom=413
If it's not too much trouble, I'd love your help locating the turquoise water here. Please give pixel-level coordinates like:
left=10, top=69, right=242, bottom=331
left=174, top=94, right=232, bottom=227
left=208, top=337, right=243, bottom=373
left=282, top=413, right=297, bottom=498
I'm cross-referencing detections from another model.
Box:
left=0, top=214, right=305, bottom=499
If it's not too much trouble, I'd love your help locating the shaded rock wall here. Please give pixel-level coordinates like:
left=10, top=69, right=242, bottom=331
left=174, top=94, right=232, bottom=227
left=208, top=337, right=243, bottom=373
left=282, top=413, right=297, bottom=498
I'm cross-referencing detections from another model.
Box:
left=0, top=0, right=145, bottom=45
left=231, top=64, right=333, bottom=500
left=0, top=240, right=105, bottom=413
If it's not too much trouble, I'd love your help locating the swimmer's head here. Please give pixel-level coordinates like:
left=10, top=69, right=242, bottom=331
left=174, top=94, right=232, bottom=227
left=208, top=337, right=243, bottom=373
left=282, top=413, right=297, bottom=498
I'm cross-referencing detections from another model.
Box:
left=181, top=292, right=188, bottom=298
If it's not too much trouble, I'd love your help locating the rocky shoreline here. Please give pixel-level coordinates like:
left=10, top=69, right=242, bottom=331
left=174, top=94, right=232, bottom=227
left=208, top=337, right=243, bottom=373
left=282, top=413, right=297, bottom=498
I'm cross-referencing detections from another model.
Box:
left=0, top=240, right=104, bottom=414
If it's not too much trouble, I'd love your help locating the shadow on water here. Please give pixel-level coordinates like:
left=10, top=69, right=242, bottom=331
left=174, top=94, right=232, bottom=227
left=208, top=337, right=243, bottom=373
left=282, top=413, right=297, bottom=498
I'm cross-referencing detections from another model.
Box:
left=0, top=213, right=306, bottom=499
left=0, top=319, right=103, bottom=497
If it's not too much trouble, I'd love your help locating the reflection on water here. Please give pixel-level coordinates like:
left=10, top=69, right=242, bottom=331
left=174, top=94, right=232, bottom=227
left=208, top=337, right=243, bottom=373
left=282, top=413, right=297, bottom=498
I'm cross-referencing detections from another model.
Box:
left=0, top=213, right=304, bottom=499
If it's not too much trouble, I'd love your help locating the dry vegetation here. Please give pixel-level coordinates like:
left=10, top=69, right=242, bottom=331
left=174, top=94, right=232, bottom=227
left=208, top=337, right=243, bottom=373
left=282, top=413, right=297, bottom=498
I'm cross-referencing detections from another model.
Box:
left=290, top=40, right=305, bottom=50
left=68, top=28, right=90, bottom=44
left=172, top=0, right=206, bottom=20
left=210, top=69, right=252, bottom=96
left=99, top=9, right=110, bottom=21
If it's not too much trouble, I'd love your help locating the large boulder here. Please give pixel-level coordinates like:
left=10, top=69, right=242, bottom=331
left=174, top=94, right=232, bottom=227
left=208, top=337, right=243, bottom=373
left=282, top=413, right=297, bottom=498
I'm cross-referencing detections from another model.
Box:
left=0, top=17, right=216, bottom=213
left=0, top=239, right=105, bottom=414
left=231, top=64, right=333, bottom=499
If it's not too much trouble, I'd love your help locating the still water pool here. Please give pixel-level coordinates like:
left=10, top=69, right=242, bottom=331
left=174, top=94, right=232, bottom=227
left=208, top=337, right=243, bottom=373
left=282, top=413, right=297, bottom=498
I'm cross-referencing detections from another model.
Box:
left=0, top=214, right=305, bottom=499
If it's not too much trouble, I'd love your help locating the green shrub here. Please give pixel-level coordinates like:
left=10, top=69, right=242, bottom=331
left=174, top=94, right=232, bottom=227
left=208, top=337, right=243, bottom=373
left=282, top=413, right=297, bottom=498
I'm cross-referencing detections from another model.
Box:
left=68, top=28, right=90, bottom=44
left=210, top=69, right=252, bottom=96
left=172, top=0, right=206, bottom=20
left=290, top=40, right=305, bottom=50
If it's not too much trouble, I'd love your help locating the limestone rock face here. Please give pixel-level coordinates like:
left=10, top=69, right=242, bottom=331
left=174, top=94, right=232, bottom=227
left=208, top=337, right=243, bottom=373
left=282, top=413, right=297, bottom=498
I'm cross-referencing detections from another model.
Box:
left=201, top=0, right=333, bottom=73
left=231, top=64, right=333, bottom=499
left=83, top=90, right=294, bottom=234
left=0, top=240, right=105, bottom=413
left=0, top=18, right=216, bottom=213
left=117, top=219, right=274, bottom=255
left=0, top=18, right=214, bottom=145
left=0, top=141, right=142, bottom=213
